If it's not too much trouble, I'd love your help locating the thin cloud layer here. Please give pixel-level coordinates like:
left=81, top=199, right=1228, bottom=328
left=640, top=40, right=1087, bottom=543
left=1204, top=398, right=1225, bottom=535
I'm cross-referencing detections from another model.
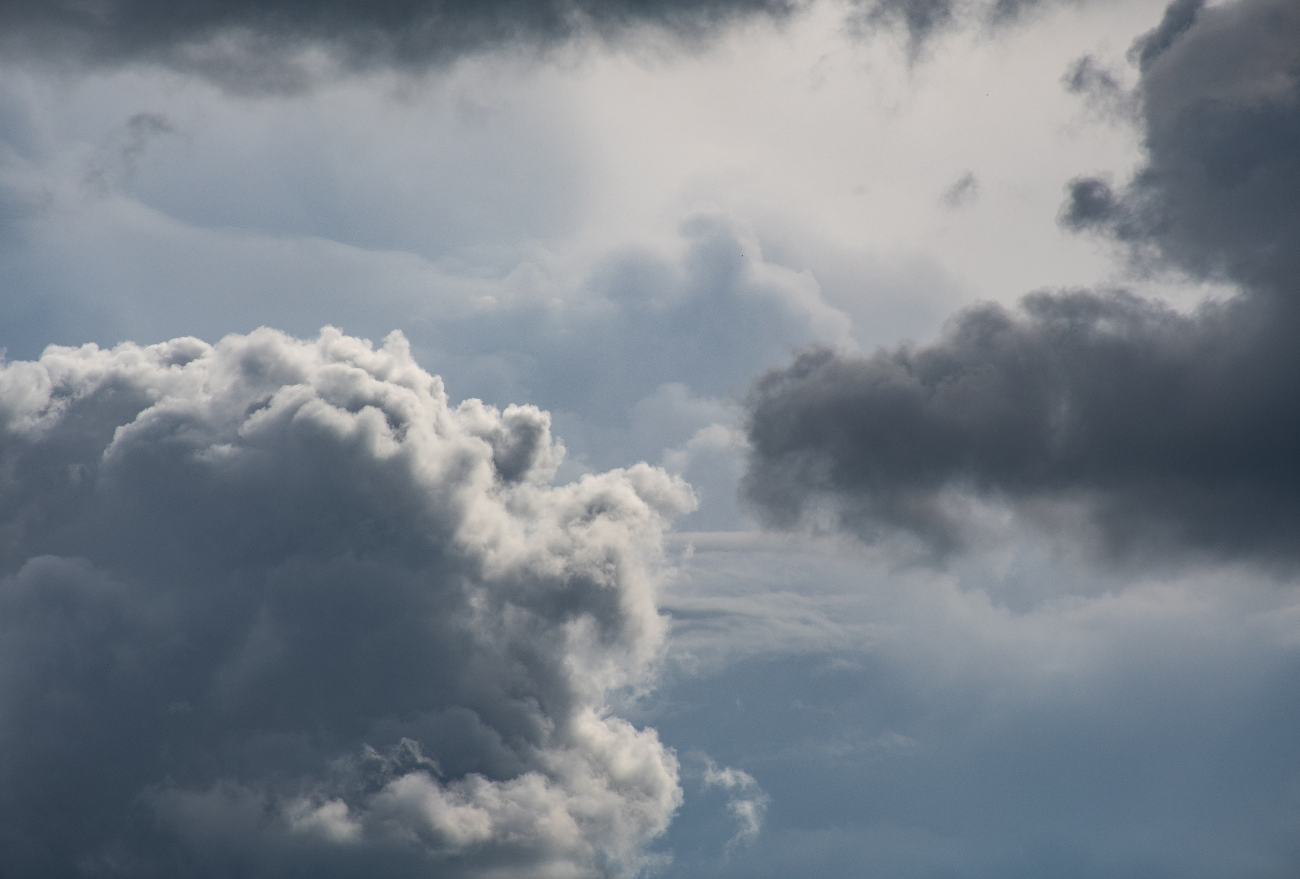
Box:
left=0, top=327, right=694, bottom=877
left=743, top=0, right=1300, bottom=562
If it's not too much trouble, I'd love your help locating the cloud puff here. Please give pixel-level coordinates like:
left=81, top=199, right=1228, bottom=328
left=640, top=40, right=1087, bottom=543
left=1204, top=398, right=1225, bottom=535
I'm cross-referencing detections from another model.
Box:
left=701, top=759, right=769, bottom=851
left=0, top=326, right=695, bottom=877
left=1061, top=0, right=1300, bottom=289
left=742, top=0, right=1300, bottom=563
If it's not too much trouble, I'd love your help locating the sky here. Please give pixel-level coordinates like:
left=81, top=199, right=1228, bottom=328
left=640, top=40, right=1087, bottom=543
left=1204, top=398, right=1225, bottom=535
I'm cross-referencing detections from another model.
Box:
left=0, top=0, right=1298, bottom=877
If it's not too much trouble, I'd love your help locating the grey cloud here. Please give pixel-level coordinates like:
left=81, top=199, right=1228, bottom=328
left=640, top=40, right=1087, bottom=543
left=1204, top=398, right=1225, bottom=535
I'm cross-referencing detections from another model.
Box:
left=742, top=0, right=1300, bottom=563
left=855, top=0, right=959, bottom=53
left=416, top=216, right=852, bottom=465
left=1065, top=0, right=1300, bottom=288
left=849, top=0, right=1071, bottom=59
left=84, top=111, right=178, bottom=194
left=940, top=171, right=978, bottom=209
left=0, top=0, right=1104, bottom=90
left=1061, top=55, right=1137, bottom=124
left=644, top=535, right=1300, bottom=879
left=0, top=327, right=695, bottom=876
left=1129, top=0, right=1202, bottom=71
left=0, top=0, right=799, bottom=90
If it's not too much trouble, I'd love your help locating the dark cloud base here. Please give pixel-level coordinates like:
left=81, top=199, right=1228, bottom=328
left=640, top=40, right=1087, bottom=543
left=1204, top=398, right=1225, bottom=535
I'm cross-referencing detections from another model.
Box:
left=744, top=290, right=1300, bottom=561
left=0, top=328, right=692, bottom=877
left=743, top=0, right=1300, bottom=563
left=0, top=0, right=1092, bottom=89
left=0, top=0, right=797, bottom=89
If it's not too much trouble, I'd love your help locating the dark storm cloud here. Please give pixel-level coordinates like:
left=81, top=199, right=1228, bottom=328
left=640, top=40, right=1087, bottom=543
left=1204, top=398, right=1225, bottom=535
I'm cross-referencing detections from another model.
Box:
left=0, top=0, right=1098, bottom=89
left=743, top=0, right=1300, bottom=562
left=0, top=328, right=693, bottom=876
left=1129, top=0, right=1202, bottom=72
left=1064, top=0, right=1300, bottom=288
left=0, top=0, right=798, bottom=90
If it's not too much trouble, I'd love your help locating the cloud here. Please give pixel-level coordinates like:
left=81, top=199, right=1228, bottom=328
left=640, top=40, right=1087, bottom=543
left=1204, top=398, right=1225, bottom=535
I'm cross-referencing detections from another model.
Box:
left=742, top=0, right=1300, bottom=563
left=643, top=525, right=1300, bottom=879
left=1061, top=54, right=1137, bottom=123
left=701, top=759, right=769, bottom=851
left=0, top=326, right=696, bottom=877
left=940, top=171, right=979, bottom=209
left=849, top=0, right=1076, bottom=59
left=1062, top=0, right=1300, bottom=288
left=0, top=0, right=1113, bottom=92
left=429, top=216, right=854, bottom=437
left=1128, top=0, right=1202, bottom=72
left=83, top=111, right=179, bottom=195
left=0, top=0, right=801, bottom=91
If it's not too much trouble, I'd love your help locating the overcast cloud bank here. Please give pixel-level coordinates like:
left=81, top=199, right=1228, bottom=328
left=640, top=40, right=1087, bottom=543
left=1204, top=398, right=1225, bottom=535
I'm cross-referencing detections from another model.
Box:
left=744, top=0, right=1300, bottom=563
left=0, top=0, right=800, bottom=91
left=0, top=0, right=1098, bottom=91
left=0, top=326, right=694, bottom=877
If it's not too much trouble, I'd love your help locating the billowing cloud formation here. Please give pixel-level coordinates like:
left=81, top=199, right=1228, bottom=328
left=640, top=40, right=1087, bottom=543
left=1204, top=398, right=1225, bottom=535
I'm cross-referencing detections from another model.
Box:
left=1062, top=0, right=1300, bottom=289
left=0, top=327, right=695, bottom=877
left=0, top=0, right=796, bottom=90
left=742, top=0, right=1300, bottom=562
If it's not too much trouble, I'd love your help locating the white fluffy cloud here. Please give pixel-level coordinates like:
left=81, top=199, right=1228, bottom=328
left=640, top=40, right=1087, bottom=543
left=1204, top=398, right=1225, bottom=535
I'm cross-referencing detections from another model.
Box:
left=0, top=326, right=694, bottom=877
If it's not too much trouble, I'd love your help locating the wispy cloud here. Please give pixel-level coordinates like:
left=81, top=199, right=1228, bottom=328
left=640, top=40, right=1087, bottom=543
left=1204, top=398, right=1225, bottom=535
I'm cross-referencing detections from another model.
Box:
left=702, top=758, right=771, bottom=851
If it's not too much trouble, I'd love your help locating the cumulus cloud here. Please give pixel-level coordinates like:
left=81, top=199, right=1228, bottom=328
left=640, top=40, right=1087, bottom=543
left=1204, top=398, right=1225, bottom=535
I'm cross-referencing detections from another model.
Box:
left=1062, top=0, right=1300, bottom=287
left=742, top=0, right=1300, bottom=563
left=0, top=326, right=696, bottom=877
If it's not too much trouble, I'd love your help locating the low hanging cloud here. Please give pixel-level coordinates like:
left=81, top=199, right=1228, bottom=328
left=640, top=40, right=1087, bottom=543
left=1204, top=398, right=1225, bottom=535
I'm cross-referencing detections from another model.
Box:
left=0, top=0, right=799, bottom=91
left=0, top=327, right=696, bottom=877
left=0, top=0, right=1095, bottom=91
left=743, top=0, right=1300, bottom=563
